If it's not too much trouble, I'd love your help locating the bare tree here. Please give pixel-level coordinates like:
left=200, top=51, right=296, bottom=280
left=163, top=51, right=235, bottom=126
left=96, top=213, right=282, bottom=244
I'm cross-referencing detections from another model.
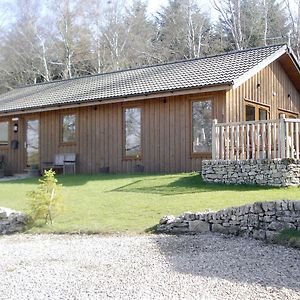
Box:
left=213, top=0, right=243, bottom=50
left=263, top=0, right=268, bottom=46
left=285, top=0, right=300, bottom=58
left=154, top=0, right=212, bottom=61
left=213, top=0, right=289, bottom=50
left=0, top=0, right=54, bottom=91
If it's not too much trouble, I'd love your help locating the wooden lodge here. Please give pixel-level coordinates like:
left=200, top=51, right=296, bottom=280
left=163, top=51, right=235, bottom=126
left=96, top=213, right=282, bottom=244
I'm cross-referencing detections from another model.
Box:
left=0, top=44, right=300, bottom=175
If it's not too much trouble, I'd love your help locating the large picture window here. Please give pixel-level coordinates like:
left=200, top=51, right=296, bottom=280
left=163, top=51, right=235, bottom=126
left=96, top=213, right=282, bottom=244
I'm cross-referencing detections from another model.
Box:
left=192, top=100, right=212, bottom=154
left=61, top=114, right=76, bottom=143
left=0, top=121, right=8, bottom=146
left=124, top=107, right=141, bottom=158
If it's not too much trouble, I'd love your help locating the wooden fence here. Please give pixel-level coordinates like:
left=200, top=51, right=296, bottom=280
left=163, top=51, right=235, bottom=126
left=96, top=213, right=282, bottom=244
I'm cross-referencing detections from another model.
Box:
left=212, top=115, right=300, bottom=160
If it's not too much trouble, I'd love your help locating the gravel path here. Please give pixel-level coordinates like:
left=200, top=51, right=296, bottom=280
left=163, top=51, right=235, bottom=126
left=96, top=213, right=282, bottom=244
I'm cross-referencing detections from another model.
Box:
left=0, top=234, right=299, bottom=300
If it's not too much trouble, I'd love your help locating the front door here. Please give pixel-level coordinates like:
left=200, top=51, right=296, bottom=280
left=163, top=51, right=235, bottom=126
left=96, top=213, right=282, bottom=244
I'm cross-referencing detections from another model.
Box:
left=25, top=119, right=40, bottom=167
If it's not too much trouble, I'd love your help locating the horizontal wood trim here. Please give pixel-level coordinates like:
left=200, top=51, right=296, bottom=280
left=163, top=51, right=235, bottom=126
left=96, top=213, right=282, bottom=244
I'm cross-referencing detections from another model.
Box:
left=191, top=152, right=212, bottom=158
left=278, top=107, right=299, bottom=116
left=122, top=156, right=143, bottom=161
left=244, top=98, right=271, bottom=108
left=59, top=142, right=77, bottom=146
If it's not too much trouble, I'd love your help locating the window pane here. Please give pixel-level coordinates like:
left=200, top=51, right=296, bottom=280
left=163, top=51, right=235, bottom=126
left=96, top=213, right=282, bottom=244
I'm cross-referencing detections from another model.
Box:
left=279, top=112, right=298, bottom=119
left=0, top=121, right=8, bottom=146
left=289, top=114, right=297, bottom=119
left=125, top=108, right=141, bottom=157
left=259, top=108, right=268, bottom=120
left=246, top=105, right=255, bottom=121
left=62, top=115, right=76, bottom=142
left=26, top=120, right=39, bottom=166
left=192, top=100, right=212, bottom=153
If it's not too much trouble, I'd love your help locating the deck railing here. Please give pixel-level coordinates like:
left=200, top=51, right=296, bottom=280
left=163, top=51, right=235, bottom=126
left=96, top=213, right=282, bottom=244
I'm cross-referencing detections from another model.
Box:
left=212, top=115, right=300, bottom=160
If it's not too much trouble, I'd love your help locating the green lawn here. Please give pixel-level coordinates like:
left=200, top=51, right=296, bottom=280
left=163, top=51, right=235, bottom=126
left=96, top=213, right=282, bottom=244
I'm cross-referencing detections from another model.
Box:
left=0, top=172, right=300, bottom=233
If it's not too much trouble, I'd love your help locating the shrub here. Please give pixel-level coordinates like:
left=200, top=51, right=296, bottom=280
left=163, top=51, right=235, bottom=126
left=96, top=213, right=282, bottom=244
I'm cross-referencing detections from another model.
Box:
left=275, top=229, right=300, bottom=249
left=27, top=169, right=63, bottom=225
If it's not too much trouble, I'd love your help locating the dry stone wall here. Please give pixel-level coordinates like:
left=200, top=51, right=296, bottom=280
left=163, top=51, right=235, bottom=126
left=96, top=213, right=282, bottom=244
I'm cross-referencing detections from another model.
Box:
left=157, top=200, right=300, bottom=242
left=0, top=207, right=29, bottom=235
left=202, top=158, right=300, bottom=187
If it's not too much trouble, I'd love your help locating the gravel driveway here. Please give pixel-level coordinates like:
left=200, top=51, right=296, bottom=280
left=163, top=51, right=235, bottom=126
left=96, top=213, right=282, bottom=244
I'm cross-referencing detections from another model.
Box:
left=0, top=233, right=299, bottom=300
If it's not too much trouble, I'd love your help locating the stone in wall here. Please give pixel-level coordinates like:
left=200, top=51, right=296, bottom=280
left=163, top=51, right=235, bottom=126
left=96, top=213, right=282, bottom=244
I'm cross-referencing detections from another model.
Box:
left=0, top=207, right=30, bottom=235
left=202, top=158, right=300, bottom=187
left=157, top=200, right=300, bottom=242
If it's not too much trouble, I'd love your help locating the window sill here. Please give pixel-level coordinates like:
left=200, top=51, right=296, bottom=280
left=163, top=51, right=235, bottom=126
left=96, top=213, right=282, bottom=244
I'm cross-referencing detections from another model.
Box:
left=60, top=141, right=77, bottom=146
left=122, top=156, right=143, bottom=161
left=191, top=152, right=212, bottom=159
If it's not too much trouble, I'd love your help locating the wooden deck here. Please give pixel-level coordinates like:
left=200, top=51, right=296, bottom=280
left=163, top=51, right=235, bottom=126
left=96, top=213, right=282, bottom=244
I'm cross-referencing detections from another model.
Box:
left=212, top=115, right=300, bottom=160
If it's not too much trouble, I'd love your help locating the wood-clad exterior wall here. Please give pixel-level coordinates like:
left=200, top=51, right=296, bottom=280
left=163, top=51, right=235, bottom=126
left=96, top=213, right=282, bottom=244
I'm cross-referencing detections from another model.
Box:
left=226, top=59, right=300, bottom=122
left=1, top=56, right=300, bottom=175
left=0, top=91, right=225, bottom=174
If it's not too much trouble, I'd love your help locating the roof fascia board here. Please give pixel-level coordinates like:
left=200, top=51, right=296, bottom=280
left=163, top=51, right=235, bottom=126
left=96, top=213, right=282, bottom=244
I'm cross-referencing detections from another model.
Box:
left=286, top=47, right=300, bottom=72
left=0, top=84, right=231, bottom=117
left=232, top=45, right=287, bottom=89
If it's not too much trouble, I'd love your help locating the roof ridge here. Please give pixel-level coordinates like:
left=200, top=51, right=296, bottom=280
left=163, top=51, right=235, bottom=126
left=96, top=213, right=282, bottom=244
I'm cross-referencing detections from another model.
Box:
left=13, top=43, right=287, bottom=90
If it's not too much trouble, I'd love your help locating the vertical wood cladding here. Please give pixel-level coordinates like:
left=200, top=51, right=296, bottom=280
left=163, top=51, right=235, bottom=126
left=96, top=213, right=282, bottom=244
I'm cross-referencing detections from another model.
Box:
left=226, top=60, right=300, bottom=122
left=0, top=91, right=225, bottom=174
left=2, top=56, right=299, bottom=175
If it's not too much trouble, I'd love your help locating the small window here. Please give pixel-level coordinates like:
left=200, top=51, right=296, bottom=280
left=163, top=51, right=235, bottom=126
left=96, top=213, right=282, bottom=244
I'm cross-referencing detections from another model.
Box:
left=124, top=107, right=141, bottom=158
left=245, top=101, right=270, bottom=121
left=278, top=110, right=298, bottom=119
left=192, top=100, right=213, bottom=153
left=61, top=114, right=76, bottom=143
left=0, top=121, right=8, bottom=146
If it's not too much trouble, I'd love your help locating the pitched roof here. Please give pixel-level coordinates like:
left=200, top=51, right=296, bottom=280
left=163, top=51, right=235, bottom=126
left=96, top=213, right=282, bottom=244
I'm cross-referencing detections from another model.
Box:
left=0, top=44, right=292, bottom=114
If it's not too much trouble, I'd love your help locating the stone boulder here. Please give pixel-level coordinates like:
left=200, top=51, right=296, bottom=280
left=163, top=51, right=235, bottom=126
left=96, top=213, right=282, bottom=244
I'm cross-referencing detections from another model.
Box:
left=0, top=207, right=30, bottom=235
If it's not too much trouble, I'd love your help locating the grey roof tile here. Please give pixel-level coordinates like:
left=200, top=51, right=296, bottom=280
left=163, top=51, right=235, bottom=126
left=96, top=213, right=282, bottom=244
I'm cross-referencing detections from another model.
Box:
left=0, top=44, right=286, bottom=113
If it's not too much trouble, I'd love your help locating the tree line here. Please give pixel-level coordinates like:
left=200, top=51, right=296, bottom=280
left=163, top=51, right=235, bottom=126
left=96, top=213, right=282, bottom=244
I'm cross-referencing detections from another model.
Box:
left=0, top=0, right=299, bottom=93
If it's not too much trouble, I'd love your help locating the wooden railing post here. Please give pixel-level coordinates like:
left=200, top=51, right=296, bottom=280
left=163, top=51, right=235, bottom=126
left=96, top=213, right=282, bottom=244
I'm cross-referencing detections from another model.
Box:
left=212, top=119, right=218, bottom=160
left=296, top=122, right=299, bottom=159
left=279, top=114, right=286, bottom=158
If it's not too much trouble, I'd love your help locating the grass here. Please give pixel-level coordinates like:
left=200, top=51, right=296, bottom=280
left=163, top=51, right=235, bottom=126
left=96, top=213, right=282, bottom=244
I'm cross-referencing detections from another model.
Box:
left=275, top=229, right=300, bottom=249
left=0, top=172, right=300, bottom=233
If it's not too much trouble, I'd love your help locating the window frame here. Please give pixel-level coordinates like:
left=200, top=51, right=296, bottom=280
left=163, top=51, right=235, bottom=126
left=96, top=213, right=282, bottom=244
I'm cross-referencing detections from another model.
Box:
left=190, top=98, right=214, bottom=158
left=122, top=105, right=143, bottom=160
left=60, top=113, right=78, bottom=145
left=278, top=108, right=299, bottom=119
left=244, top=99, right=270, bottom=121
left=0, top=119, right=9, bottom=148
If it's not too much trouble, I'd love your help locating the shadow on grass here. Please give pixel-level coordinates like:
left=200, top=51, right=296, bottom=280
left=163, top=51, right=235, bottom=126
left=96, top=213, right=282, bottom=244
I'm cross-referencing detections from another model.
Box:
left=111, top=174, right=274, bottom=196
left=1, top=172, right=285, bottom=197
left=0, top=173, right=152, bottom=186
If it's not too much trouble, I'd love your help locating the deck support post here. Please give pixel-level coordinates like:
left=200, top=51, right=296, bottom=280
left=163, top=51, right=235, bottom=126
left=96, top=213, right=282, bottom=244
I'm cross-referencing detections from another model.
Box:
left=212, top=119, right=218, bottom=160
left=279, top=114, right=286, bottom=158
